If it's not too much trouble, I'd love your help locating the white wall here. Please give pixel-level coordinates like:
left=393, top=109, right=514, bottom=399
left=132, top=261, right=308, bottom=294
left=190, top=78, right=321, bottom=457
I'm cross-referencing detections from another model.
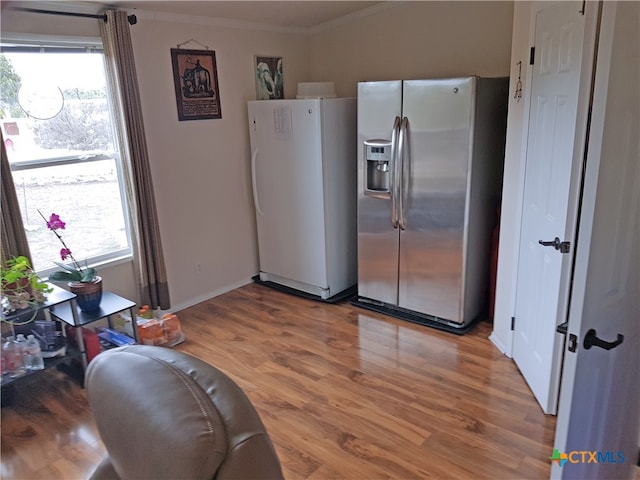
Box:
left=127, top=14, right=310, bottom=310
left=2, top=2, right=515, bottom=313
left=309, top=1, right=514, bottom=97
left=490, top=1, right=532, bottom=356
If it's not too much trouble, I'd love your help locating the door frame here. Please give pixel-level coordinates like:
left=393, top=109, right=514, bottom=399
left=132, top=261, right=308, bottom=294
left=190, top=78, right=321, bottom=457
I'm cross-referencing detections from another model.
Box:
left=491, top=0, right=600, bottom=370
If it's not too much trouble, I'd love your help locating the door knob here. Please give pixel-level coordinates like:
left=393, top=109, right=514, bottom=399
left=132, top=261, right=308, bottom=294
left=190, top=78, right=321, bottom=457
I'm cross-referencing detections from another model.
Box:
left=538, top=237, right=571, bottom=253
left=583, top=328, right=624, bottom=350
left=539, top=237, right=561, bottom=248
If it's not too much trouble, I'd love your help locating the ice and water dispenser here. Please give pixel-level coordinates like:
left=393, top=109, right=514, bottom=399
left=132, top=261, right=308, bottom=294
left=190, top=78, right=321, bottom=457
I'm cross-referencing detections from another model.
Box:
left=364, top=140, right=392, bottom=198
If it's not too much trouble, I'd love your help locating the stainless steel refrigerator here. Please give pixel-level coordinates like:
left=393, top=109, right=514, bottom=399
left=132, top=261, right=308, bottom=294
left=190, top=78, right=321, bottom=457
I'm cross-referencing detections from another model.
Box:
left=248, top=98, right=357, bottom=300
left=353, top=77, right=508, bottom=332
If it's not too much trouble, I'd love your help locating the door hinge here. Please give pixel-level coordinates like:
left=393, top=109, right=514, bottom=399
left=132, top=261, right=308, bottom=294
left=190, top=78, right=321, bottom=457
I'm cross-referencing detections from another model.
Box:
left=511, top=316, right=515, bottom=331
left=529, top=47, right=535, bottom=65
left=579, top=0, right=586, bottom=15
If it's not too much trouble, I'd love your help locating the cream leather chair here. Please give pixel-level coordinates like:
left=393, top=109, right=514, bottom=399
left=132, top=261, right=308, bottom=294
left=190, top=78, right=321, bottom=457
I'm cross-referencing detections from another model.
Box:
left=86, top=345, right=284, bottom=480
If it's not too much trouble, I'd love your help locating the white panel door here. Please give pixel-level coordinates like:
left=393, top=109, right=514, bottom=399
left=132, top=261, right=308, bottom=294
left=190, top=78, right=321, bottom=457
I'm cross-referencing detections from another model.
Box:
left=552, top=2, right=640, bottom=478
left=249, top=100, right=328, bottom=288
left=513, top=3, right=586, bottom=414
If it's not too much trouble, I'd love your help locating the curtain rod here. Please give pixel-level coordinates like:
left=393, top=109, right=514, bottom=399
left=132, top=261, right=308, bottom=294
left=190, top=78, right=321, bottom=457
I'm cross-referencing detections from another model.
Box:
left=14, top=7, right=137, bottom=25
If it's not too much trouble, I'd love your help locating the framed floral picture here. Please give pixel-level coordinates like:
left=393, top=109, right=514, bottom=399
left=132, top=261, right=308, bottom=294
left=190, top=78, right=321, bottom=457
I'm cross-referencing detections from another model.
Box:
left=171, top=48, right=222, bottom=121
left=254, top=55, right=283, bottom=100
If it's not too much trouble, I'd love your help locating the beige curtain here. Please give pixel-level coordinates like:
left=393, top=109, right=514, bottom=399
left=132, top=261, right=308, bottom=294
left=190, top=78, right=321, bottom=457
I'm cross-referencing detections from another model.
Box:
left=100, top=10, right=170, bottom=309
left=1, top=131, right=32, bottom=264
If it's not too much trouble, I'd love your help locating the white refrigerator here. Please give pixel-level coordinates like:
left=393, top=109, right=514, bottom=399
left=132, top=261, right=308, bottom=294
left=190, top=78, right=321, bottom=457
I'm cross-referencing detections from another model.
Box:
left=247, top=97, right=357, bottom=300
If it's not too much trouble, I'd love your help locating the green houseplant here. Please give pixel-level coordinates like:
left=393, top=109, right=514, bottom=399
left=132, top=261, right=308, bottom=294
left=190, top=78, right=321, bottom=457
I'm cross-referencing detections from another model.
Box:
left=40, top=211, right=103, bottom=312
left=1, top=255, right=52, bottom=318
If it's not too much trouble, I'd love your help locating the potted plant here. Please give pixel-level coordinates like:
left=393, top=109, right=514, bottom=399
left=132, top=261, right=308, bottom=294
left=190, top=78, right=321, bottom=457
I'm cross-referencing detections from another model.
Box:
left=1, top=255, right=52, bottom=320
left=40, top=211, right=102, bottom=313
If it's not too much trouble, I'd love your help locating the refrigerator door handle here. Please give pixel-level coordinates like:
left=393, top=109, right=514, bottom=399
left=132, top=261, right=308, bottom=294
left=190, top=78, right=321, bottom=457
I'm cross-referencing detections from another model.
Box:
left=251, top=148, right=264, bottom=216
left=391, top=116, right=401, bottom=229
left=397, top=117, right=409, bottom=230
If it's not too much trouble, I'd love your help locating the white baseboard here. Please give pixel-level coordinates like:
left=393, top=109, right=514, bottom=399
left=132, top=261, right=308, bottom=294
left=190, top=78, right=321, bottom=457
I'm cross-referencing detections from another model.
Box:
left=170, top=278, right=254, bottom=313
left=489, top=331, right=512, bottom=358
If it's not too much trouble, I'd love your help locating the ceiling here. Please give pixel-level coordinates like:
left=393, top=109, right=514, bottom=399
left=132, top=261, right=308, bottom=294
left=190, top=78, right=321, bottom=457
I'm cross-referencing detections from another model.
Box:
left=100, top=1, right=383, bottom=29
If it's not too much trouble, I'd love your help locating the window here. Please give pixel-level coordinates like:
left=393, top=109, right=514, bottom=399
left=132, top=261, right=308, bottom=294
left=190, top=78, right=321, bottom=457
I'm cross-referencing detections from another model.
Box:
left=0, top=41, right=131, bottom=276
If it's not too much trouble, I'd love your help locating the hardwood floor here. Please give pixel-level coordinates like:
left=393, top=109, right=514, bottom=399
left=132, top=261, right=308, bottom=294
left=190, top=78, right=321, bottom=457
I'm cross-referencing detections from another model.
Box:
left=1, top=283, right=556, bottom=479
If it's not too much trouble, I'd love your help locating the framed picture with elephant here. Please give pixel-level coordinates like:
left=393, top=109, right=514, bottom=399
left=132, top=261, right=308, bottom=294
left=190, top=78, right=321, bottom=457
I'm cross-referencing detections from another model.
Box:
left=254, top=55, right=283, bottom=100
left=170, top=49, right=222, bottom=121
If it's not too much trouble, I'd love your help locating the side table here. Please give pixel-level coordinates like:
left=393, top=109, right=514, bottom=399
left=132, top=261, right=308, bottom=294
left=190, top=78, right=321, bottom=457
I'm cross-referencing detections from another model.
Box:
left=49, top=291, right=137, bottom=369
left=1, top=283, right=79, bottom=388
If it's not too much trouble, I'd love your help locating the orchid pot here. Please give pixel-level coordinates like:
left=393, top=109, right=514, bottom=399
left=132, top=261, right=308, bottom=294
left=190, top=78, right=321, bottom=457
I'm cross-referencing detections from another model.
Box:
left=69, top=276, right=103, bottom=313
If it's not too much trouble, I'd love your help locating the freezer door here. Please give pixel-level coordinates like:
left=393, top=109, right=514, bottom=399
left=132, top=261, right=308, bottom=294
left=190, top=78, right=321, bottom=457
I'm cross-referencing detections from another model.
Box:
left=398, top=78, right=474, bottom=323
left=248, top=99, right=328, bottom=290
left=357, top=81, right=402, bottom=305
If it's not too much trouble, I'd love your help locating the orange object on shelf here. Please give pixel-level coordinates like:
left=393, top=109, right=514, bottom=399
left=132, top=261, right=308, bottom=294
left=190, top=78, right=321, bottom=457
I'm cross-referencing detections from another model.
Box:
left=138, top=319, right=163, bottom=345
left=161, top=314, right=182, bottom=343
left=136, top=311, right=185, bottom=347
